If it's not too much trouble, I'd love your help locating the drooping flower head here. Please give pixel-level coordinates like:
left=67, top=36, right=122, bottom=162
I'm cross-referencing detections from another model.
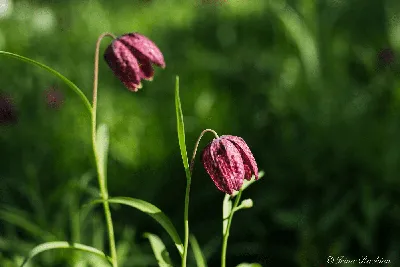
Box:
left=201, top=135, right=258, bottom=195
left=104, top=32, right=166, bottom=92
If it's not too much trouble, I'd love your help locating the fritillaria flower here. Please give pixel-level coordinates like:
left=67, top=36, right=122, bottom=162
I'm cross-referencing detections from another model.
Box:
left=104, top=32, right=166, bottom=92
left=0, top=93, right=17, bottom=125
left=201, top=135, right=258, bottom=195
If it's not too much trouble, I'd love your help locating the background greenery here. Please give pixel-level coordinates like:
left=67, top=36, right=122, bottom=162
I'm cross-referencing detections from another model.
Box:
left=1, top=0, right=400, bottom=266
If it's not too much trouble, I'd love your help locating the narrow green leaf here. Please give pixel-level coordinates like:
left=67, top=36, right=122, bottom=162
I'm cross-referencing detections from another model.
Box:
left=222, top=194, right=233, bottom=236
left=236, top=263, right=262, bottom=267
left=144, top=233, right=173, bottom=267
left=267, top=2, right=319, bottom=86
left=20, top=241, right=112, bottom=267
left=189, top=234, right=207, bottom=267
left=175, top=76, right=190, bottom=179
left=231, top=171, right=265, bottom=197
left=88, top=197, right=184, bottom=256
left=0, top=51, right=92, bottom=113
left=0, top=208, right=56, bottom=241
left=96, top=124, right=110, bottom=186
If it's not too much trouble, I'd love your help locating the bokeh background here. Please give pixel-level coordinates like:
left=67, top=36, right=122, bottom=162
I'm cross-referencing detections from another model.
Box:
left=1, top=0, right=400, bottom=266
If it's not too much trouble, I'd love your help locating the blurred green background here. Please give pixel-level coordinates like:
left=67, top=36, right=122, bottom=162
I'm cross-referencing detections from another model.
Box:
left=1, top=0, right=400, bottom=266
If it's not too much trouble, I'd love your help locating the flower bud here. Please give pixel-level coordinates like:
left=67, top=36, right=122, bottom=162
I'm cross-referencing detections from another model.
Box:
left=239, top=199, right=253, bottom=209
left=104, top=32, right=165, bottom=92
left=201, top=135, right=258, bottom=195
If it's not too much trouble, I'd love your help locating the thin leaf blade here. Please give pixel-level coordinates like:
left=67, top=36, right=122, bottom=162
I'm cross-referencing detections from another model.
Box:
left=189, top=234, right=207, bottom=267
left=0, top=51, right=92, bottom=113
left=144, top=233, right=173, bottom=267
left=88, top=197, right=184, bottom=256
left=20, top=241, right=112, bottom=267
left=175, top=76, right=190, bottom=178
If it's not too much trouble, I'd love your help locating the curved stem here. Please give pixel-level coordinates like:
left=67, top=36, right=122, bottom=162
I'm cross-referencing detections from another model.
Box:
left=221, top=191, right=242, bottom=267
left=92, top=32, right=117, bottom=267
left=189, top=129, right=219, bottom=174
left=182, top=129, right=219, bottom=267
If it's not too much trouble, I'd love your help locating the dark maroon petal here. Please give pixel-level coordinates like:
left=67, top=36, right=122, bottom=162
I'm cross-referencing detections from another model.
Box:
left=137, top=59, right=154, bottom=80
left=201, top=142, right=232, bottom=194
left=221, top=135, right=258, bottom=180
left=211, top=139, right=244, bottom=193
left=104, top=41, right=142, bottom=92
left=118, top=33, right=166, bottom=68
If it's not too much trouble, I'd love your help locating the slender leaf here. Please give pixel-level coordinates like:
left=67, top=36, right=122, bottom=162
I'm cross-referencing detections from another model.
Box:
left=189, top=234, right=207, bottom=267
left=20, top=241, right=112, bottom=267
left=236, top=264, right=262, bottom=267
left=222, top=194, right=233, bottom=236
left=0, top=208, right=56, bottom=241
left=231, top=171, right=265, bottom=197
left=89, top=197, right=184, bottom=256
left=144, top=233, right=173, bottom=267
left=96, top=124, right=110, bottom=186
left=175, top=76, right=190, bottom=179
left=0, top=51, right=92, bottom=113
left=268, top=2, right=320, bottom=86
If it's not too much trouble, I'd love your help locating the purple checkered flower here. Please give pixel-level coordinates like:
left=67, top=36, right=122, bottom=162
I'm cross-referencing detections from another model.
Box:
left=201, top=135, right=258, bottom=195
left=104, top=32, right=166, bottom=92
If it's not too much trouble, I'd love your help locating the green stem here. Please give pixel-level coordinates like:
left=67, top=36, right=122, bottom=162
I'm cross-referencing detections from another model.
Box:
left=182, top=129, right=220, bottom=267
left=181, top=174, right=191, bottom=267
left=221, top=191, right=242, bottom=267
left=92, top=32, right=118, bottom=267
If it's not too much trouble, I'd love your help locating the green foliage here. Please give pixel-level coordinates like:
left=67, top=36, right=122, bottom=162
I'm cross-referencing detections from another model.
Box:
left=189, top=234, right=207, bottom=267
left=20, top=241, right=112, bottom=267
left=1, top=0, right=400, bottom=266
left=175, top=75, right=190, bottom=180
left=144, top=233, right=173, bottom=267
left=90, top=197, right=184, bottom=256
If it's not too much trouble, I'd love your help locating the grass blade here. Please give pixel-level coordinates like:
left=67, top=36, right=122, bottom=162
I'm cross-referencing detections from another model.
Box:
left=144, top=233, right=173, bottom=267
left=20, top=241, right=112, bottom=267
left=88, top=197, right=184, bottom=256
left=175, top=76, right=190, bottom=179
left=189, top=234, right=207, bottom=267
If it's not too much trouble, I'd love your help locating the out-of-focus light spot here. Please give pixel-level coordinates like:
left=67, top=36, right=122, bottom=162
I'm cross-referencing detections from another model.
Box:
left=253, top=110, right=267, bottom=129
left=32, top=7, right=55, bottom=33
left=14, top=1, right=30, bottom=21
left=195, top=91, right=215, bottom=118
left=280, top=57, right=300, bottom=89
left=217, top=23, right=236, bottom=47
left=0, top=0, right=12, bottom=19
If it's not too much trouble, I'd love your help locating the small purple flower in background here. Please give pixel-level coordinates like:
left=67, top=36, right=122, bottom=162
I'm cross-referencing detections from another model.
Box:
left=104, top=32, right=166, bottom=92
left=44, top=87, right=64, bottom=109
left=201, top=135, right=258, bottom=195
left=378, top=48, right=395, bottom=66
left=0, top=93, right=17, bottom=125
